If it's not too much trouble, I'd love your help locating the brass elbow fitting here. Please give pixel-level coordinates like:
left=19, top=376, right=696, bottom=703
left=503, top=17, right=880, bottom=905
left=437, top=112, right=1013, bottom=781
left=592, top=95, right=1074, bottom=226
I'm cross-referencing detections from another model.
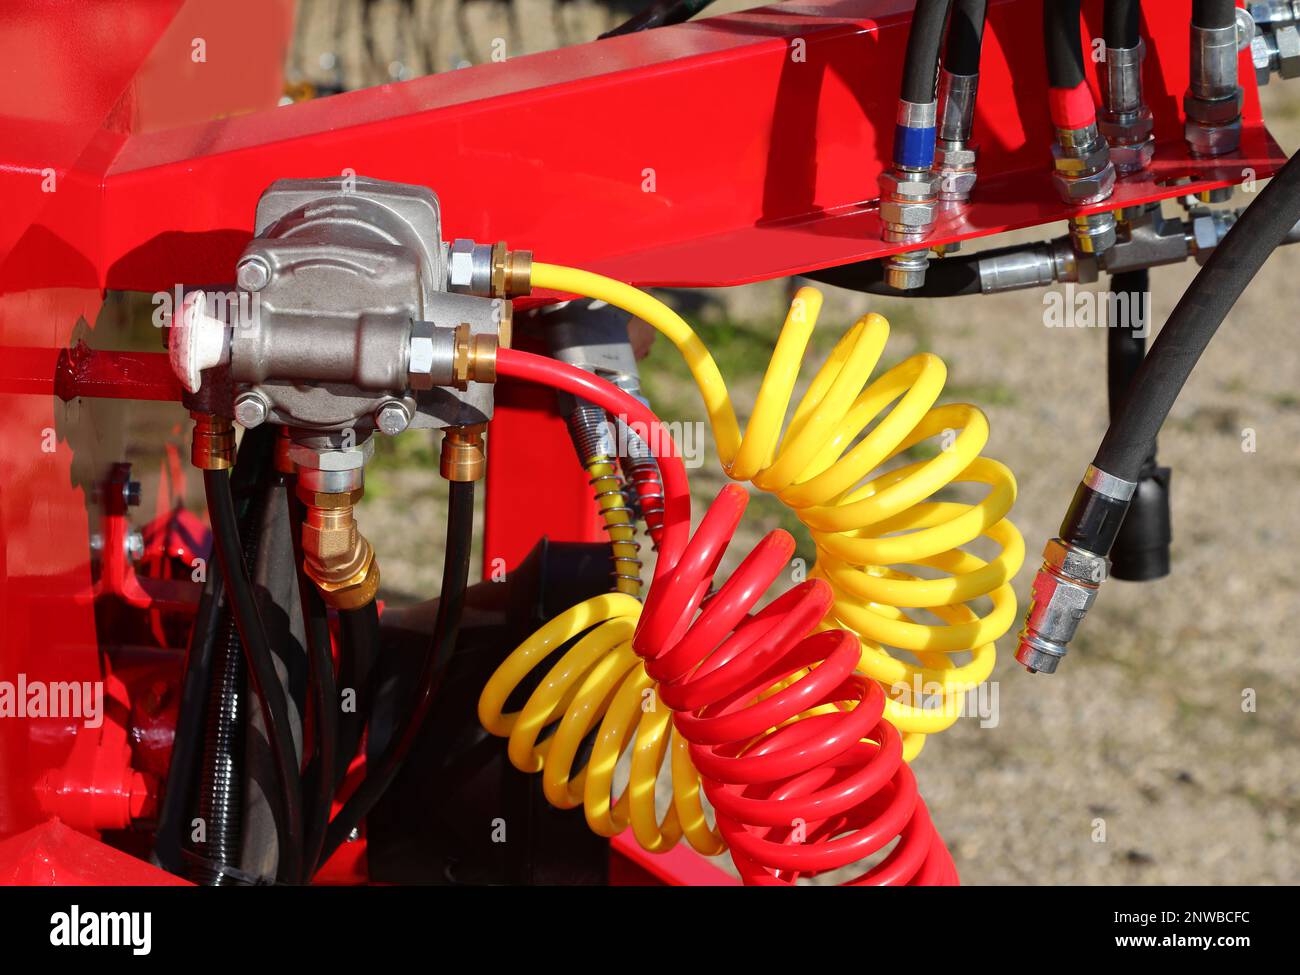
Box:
left=191, top=412, right=235, bottom=470
left=296, top=483, right=380, bottom=609
left=441, top=424, right=486, bottom=482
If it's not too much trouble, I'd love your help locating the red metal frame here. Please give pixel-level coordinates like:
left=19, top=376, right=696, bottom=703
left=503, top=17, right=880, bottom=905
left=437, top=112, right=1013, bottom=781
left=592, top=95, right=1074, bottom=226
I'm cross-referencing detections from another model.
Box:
left=0, top=0, right=1284, bottom=885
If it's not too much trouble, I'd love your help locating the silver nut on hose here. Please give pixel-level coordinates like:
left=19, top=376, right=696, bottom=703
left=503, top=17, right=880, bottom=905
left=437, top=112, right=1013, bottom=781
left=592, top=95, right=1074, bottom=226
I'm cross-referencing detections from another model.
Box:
left=879, top=168, right=940, bottom=239
left=1275, top=24, right=1300, bottom=77
left=1184, top=115, right=1243, bottom=156
left=884, top=249, right=930, bottom=290
left=936, top=144, right=978, bottom=202
left=407, top=320, right=456, bottom=390
left=1051, top=163, right=1117, bottom=206
left=1098, top=109, right=1155, bottom=174
left=1015, top=538, right=1109, bottom=675
left=446, top=238, right=494, bottom=295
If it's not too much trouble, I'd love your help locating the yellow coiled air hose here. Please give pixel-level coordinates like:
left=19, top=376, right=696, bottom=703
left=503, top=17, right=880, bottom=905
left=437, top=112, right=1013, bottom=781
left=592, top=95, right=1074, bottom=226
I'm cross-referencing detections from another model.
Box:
left=585, top=457, right=642, bottom=597
left=480, top=266, right=1024, bottom=856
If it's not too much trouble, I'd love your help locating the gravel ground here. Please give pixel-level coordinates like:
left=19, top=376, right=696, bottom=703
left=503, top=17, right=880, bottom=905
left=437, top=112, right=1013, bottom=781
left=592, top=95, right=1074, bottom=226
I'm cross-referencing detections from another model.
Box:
left=289, top=3, right=1300, bottom=884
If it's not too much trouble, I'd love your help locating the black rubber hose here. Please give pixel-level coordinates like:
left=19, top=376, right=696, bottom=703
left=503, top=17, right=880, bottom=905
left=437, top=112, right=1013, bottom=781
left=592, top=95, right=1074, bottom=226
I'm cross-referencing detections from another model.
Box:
left=335, top=601, right=381, bottom=783
left=1093, top=149, right=1300, bottom=482
left=151, top=550, right=223, bottom=875
left=1106, top=269, right=1172, bottom=581
left=944, top=0, right=987, bottom=75
left=191, top=510, right=256, bottom=884
left=1104, top=0, right=1141, bottom=49
left=311, top=478, right=475, bottom=876
left=901, top=0, right=953, bottom=103
left=600, top=0, right=715, bottom=38
left=1106, top=270, right=1150, bottom=419
left=1044, top=0, right=1087, bottom=89
left=1192, top=0, right=1236, bottom=29
left=204, top=467, right=304, bottom=883
left=287, top=485, right=337, bottom=878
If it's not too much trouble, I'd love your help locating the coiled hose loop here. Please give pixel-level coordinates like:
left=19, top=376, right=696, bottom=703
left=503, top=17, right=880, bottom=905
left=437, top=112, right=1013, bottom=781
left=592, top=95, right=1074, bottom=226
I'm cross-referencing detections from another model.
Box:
left=528, top=268, right=1024, bottom=759
left=481, top=486, right=957, bottom=883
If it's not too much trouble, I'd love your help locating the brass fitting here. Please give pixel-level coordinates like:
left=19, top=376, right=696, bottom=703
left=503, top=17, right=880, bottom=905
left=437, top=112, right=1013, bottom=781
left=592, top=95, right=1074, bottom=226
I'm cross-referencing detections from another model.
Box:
left=295, top=480, right=380, bottom=609
left=441, top=424, right=486, bottom=482
left=452, top=323, right=498, bottom=388
left=491, top=242, right=532, bottom=298
left=191, top=412, right=235, bottom=470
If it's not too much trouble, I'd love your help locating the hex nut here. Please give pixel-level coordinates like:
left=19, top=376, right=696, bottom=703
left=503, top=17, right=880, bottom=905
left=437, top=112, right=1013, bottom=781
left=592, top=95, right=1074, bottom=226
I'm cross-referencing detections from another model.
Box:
left=287, top=436, right=375, bottom=472
left=1051, top=164, right=1117, bottom=205
left=938, top=168, right=978, bottom=200
left=409, top=321, right=435, bottom=390
left=448, top=239, right=477, bottom=290
left=878, top=168, right=940, bottom=202
left=934, top=144, right=977, bottom=171
left=1276, top=24, right=1300, bottom=77
left=1252, top=33, right=1276, bottom=84
left=1184, top=90, right=1243, bottom=126
left=295, top=486, right=365, bottom=509
left=1050, top=139, right=1111, bottom=176
left=1106, top=136, right=1156, bottom=174
left=1184, top=116, right=1243, bottom=156
left=314, top=555, right=381, bottom=611
left=376, top=401, right=411, bottom=436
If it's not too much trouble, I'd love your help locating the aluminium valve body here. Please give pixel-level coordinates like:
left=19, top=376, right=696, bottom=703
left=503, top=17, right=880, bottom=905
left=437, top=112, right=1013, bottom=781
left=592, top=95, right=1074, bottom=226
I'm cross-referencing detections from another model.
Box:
left=172, top=176, right=512, bottom=440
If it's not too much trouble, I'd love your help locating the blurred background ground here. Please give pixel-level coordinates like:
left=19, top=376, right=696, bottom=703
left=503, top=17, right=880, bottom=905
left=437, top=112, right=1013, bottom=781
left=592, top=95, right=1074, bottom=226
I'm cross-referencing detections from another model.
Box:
left=121, top=1, right=1300, bottom=884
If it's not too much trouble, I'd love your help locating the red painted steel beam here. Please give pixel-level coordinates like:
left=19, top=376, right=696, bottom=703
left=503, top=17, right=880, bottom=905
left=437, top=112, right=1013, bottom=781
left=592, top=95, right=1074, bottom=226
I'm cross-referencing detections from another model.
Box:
left=93, top=0, right=1283, bottom=297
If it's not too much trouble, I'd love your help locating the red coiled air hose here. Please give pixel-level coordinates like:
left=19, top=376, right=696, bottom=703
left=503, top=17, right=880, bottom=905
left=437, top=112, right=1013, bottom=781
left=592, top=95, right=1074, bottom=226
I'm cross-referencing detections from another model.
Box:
left=634, top=483, right=957, bottom=885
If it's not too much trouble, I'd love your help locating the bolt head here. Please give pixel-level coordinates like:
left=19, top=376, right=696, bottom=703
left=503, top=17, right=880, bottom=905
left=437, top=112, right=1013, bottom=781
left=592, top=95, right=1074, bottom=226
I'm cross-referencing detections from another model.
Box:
left=376, top=401, right=411, bottom=436
left=234, top=392, right=268, bottom=428
left=448, top=239, right=477, bottom=290
left=236, top=256, right=271, bottom=292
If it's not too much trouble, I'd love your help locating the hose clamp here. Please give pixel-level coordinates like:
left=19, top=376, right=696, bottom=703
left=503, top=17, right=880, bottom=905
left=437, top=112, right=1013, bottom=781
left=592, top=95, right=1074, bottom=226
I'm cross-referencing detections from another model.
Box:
left=1083, top=463, right=1138, bottom=501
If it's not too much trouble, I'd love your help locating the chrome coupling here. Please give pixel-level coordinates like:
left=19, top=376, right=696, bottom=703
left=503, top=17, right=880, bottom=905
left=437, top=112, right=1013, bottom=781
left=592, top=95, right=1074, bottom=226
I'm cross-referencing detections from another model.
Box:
left=1185, top=22, right=1244, bottom=156
left=1098, top=42, right=1155, bottom=174
left=936, top=70, right=979, bottom=202
left=1015, top=537, right=1109, bottom=675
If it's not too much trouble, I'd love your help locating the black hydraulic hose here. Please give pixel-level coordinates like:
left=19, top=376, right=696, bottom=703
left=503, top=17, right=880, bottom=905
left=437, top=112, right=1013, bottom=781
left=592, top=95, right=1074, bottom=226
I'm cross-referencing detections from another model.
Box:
left=204, top=467, right=305, bottom=883
left=1094, top=150, right=1300, bottom=483
left=1106, top=269, right=1172, bottom=581
left=600, top=0, right=716, bottom=39
left=311, top=478, right=475, bottom=876
left=151, top=552, right=223, bottom=875
left=1192, top=0, right=1236, bottom=29
left=901, top=0, right=953, bottom=103
left=1104, top=0, right=1141, bottom=50
left=191, top=506, right=257, bottom=885
left=944, top=0, right=988, bottom=76
left=1056, top=150, right=1300, bottom=559
left=1044, top=0, right=1087, bottom=89
left=335, top=601, right=381, bottom=780
left=287, top=485, right=337, bottom=878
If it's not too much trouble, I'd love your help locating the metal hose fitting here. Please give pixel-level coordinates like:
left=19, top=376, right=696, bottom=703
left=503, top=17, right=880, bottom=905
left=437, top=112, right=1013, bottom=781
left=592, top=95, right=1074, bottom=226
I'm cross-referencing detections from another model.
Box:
left=441, top=423, right=486, bottom=482
left=295, top=481, right=380, bottom=610
left=936, top=69, right=980, bottom=202
left=1015, top=537, right=1108, bottom=674
left=1185, top=21, right=1244, bottom=156
left=191, top=412, right=236, bottom=471
left=1099, top=42, right=1155, bottom=174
